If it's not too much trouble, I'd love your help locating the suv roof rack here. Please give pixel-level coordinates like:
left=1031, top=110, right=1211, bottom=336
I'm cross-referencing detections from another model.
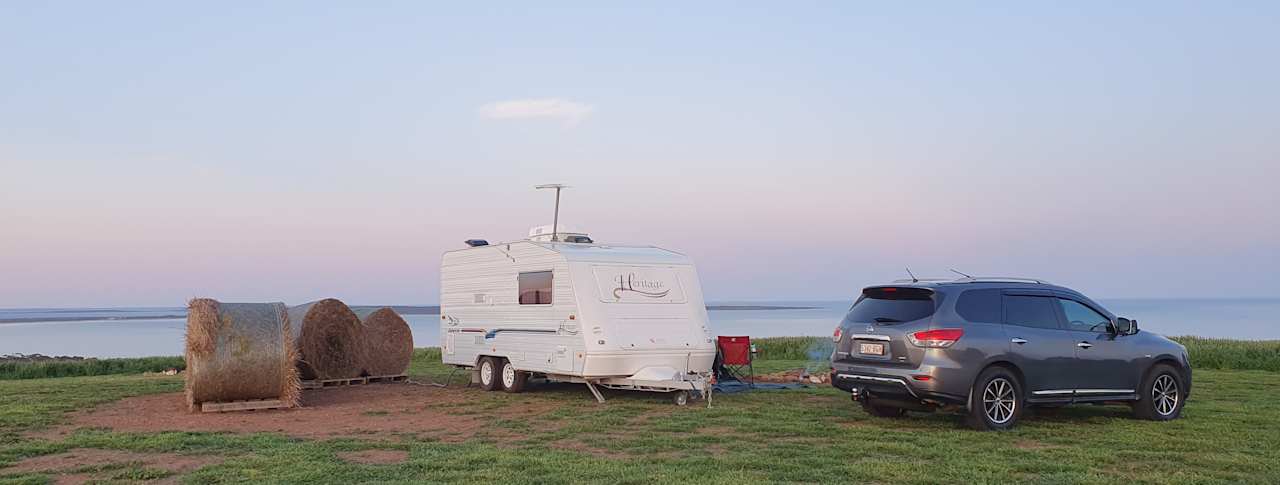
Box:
left=889, top=278, right=952, bottom=284
left=952, top=276, right=1051, bottom=284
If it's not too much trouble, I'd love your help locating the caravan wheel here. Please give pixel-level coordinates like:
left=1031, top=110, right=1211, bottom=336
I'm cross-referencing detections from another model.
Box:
left=673, top=391, right=690, bottom=406
left=478, top=357, right=500, bottom=391
left=501, top=360, right=528, bottom=393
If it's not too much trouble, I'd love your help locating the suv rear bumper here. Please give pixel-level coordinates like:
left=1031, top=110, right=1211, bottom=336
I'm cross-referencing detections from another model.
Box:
left=830, top=363, right=969, bottom=407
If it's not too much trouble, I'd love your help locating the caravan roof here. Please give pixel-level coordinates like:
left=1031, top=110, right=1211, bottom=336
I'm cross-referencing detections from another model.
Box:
left=447, top=240, right=691, bottom=265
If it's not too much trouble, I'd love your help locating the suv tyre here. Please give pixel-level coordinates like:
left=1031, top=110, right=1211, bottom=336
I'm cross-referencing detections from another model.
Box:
left=967, top=367, right=1023, bottom=431
left=1133, top=364, right=1185, bottom=421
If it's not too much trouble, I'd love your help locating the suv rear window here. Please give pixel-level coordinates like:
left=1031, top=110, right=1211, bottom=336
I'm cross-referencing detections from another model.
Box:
left=956, top=289, right=1002, bottom=323
left=846, top=287, right=936, bottom=324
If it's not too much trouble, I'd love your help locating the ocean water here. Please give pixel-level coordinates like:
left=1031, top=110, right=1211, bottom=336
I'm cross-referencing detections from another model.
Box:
left=0, top=299, right=1276, bottom=358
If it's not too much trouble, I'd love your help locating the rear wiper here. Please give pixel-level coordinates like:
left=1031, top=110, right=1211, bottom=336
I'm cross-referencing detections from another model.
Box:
left=873, top=317, right=902, bottom=323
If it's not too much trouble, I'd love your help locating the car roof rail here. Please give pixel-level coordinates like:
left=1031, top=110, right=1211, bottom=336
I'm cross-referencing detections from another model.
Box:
left=889, top=278, right=952, bottom=284
left=953, top=276, right=1051, bottom=284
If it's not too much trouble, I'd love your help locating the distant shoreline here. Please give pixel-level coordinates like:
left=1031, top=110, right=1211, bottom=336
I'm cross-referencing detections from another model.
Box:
left=0, top=304, right=820, bottom=324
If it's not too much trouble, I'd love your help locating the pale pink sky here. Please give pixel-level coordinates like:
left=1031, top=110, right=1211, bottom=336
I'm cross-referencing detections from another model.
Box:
left=2, top=3, right=1277, bottom=306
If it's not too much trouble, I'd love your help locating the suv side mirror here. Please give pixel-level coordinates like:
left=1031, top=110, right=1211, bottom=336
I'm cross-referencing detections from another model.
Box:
left=1114, top=317, right=1136, bottom=335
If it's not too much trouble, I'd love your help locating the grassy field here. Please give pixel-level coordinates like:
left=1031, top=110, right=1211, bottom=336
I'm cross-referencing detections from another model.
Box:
left=0, top=357, right=185, bottom=381
left=1, top=345, right=1278, bottom=484
left=3, top=335, right=1274, bottom=381
left=753, top=336, right=1280, bottom=371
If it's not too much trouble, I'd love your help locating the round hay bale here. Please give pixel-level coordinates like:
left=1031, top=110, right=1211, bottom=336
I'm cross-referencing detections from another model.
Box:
left=184, top=299, right=300, bottom=412
left=287, top=299, right=363, bottom=380
left=355, top=307, right=414, bottom=377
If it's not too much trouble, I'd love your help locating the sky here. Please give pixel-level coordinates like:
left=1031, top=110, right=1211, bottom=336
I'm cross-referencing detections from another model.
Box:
left=1, top=2, right=1278, bottom=307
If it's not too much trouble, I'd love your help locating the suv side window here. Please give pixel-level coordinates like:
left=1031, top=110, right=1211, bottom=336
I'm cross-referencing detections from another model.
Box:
left=1003, top=295, right=1061, bottom=329
left=956, top=289, right=1002, bottom=323
left=1059, top=299, right=1111, bottom=333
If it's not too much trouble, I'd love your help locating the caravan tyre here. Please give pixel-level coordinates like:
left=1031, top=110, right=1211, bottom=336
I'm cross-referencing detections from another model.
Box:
left=478, top=357, right=500, bottom=391
left=673, top=391, right=690, bottom=406
left=500, top=360, right=528, bottom=393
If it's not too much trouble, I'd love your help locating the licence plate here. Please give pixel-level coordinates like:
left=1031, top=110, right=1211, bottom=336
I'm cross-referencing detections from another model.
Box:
left=858, top=343, right=885, bottom=356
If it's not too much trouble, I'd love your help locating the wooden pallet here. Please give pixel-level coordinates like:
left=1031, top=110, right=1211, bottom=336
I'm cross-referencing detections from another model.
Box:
left=200, top=399, right=289, bottom=413
left=301, top=374, right=408, bottom=390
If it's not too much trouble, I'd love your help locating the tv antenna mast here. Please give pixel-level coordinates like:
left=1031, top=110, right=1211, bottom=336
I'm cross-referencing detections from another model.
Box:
left=535, top=184, right=569, bottom=242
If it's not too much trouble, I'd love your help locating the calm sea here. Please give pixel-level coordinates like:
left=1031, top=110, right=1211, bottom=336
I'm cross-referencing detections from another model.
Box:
left=0, top=299, right=1276, bottom=358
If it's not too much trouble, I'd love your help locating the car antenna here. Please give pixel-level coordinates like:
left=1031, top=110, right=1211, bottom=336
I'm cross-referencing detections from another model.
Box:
left=905, top=267, right=919, bottom=283
left=950, top=268, right=973, bottom=278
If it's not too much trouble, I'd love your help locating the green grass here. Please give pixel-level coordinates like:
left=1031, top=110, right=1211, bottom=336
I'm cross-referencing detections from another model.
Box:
left=1171, top=336, right=1280, bottom=372
left=0, top=356, right=184, bottom=381
left=752, top=336, right=1280, bottom=372
left=1, top=345, right=1278, bottom=483
left=3, top=334, right=1273, bottom=382
left=752, top=336, right=834, bottom=361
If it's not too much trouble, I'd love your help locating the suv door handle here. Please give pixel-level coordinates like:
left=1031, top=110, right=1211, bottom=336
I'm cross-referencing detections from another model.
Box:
left=1077, top=341, right=1093, bottom=349
left=1011, top=338, right=1028, bottom=345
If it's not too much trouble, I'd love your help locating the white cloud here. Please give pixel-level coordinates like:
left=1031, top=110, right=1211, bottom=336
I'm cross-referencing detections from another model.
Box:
left=478, top=98, right=595, bottom=125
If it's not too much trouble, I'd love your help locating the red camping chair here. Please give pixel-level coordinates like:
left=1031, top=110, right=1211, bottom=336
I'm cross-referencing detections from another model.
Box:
left=716, top=336, right=754, bottom=386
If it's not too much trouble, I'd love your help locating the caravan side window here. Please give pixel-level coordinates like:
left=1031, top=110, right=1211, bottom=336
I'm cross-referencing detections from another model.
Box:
left=518, top=271, right=553, bottom=305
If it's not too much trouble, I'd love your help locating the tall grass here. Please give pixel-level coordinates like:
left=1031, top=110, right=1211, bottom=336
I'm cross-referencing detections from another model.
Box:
left=752, top=337, right=834, bottom=361
left=751, top=336, right=1280, bottom=372
left=0, top=356, right=185, bottom=380
left=1172, top=336, right=1280, bottom=372
left=3, top=335, right=1277, bottom=380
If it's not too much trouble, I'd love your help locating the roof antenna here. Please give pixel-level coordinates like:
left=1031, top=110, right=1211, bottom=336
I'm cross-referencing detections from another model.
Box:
left=905, top=267, right=919, bottom=283
left=950, top=268, right=973, bottom=278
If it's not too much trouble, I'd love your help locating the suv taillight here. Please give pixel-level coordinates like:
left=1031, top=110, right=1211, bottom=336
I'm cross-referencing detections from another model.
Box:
left=832, top=326, right=843, bottom=343
left=909, top=328, right=963, bottom=348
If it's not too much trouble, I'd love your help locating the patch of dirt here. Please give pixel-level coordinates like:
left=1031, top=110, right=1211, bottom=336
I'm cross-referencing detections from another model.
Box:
left=752, top=369, right=828, bottom=384
left=336, top=450, right=410, bottom=465
left=695, top=426, right=736, bottom=436
left=6, top=448, right=221, bottom=484
left=38, top=383, right=562, bottom=442
left=1014, top=440, right=1058, bottom=450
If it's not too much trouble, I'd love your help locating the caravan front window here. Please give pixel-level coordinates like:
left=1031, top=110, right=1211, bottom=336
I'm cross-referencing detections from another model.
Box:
left=518, top=271, right=553, bottom=305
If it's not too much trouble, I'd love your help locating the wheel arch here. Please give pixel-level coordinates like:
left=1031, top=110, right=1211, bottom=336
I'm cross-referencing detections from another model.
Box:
left=966, top=360, right=1026, bottom=411
left=474, top=354, right=507, bottom=367
left=1142, top=356, right=1188, bottom=388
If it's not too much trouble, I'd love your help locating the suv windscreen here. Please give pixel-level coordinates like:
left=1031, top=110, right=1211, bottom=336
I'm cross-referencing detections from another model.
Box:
left=1003, top=295, right=1061, bottom=329
left=846, top=287, right=936, bottom=324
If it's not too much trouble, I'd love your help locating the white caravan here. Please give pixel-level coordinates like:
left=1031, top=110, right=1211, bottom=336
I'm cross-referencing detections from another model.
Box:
left=439, top=227, right=716, bottom=404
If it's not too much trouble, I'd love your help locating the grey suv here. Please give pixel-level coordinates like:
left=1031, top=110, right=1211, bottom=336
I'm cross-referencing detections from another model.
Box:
left=830, top=277, right=1191, bottom=430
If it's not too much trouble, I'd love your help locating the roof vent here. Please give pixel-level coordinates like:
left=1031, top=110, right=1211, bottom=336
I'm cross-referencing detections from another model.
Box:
left=528, top=225, right=591, bottom=243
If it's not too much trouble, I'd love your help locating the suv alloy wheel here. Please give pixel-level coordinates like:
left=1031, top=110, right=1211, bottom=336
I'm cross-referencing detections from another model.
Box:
left=967, top=367, right=1023, bottom=431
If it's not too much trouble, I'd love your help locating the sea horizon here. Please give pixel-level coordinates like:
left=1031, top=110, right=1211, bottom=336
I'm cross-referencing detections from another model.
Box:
left=1, top=297, right=1277, bottom=359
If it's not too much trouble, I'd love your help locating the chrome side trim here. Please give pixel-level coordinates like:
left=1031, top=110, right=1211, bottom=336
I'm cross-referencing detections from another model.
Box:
left=849, top=334, right=891, bottom=342
left=1032, top=389, right=1135, bottom=397
left=835, top=373, right=919, bottom=398
left=1032, top=389, right=1074, bottom=396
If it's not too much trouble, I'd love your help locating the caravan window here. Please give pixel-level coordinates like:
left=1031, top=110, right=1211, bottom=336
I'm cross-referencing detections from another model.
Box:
left=518, top=271, right=553, bottom=305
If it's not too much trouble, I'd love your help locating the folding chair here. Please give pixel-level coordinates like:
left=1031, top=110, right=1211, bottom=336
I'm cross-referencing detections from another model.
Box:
left=716, top=336, right=754, bottom=387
